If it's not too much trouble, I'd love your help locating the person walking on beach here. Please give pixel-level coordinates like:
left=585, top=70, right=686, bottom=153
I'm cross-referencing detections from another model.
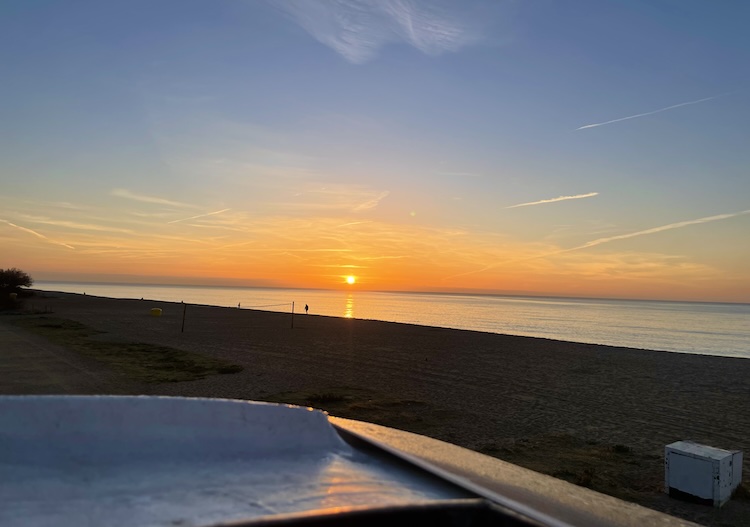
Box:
left=305, top=304, right=309, bottom=314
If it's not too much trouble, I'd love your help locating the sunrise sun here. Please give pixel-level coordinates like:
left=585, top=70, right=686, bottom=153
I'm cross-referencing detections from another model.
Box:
left=346, top=275, right=356, bottom=285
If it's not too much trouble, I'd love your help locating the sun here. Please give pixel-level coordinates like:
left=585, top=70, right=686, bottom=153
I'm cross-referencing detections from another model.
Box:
left=346, top=275, right=356, bottom=285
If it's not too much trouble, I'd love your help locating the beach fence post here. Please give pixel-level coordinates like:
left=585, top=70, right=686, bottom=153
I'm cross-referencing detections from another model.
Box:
left=291, top=301, right=294, bottom=329
left=181, top=302, right=187, bottom=333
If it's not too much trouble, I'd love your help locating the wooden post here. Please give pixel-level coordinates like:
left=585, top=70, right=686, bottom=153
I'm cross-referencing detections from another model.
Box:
left=181, top=302, right=187, bottom=333
left=291, top=301, right=295, bottom=329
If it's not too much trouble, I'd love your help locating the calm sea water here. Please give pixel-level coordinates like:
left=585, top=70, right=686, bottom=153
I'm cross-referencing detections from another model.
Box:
left=36, top=281, right=750, bottom=359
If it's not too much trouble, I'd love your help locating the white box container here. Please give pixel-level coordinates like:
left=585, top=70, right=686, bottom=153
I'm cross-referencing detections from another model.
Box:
left=665, top=441, right=743, bottom=506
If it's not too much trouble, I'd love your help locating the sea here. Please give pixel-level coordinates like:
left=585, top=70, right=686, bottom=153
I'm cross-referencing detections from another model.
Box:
left=35, top=281, right=750, bottom=359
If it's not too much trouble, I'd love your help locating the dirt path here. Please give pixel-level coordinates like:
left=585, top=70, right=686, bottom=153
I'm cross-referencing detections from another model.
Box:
left=0, top=317, right=143, bottom=395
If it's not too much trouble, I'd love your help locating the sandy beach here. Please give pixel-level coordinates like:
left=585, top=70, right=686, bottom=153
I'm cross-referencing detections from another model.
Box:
left=3, top=290, right=749, bottom=526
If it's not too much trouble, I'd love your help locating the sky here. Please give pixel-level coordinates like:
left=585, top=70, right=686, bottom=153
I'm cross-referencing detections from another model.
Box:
left=1, top=0, right=749, bottom=302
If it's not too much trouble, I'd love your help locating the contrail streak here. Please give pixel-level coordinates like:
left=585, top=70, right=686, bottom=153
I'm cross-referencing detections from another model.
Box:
left=168, top=208, right=231, bottom=224
left=1, top=219, right=46, bottom=239
left=508, top=192, right=598, bottom=209
left=352, top=191, right=390, bottom=212
left=336, top=221, right=372, bottom=228
left=576, top=94, right=729, bottom=130
left=442, top=209, right=750, bottom=280
left=0, top=219, right=75, bottom=249
left=111, top=188, right=196, bottom=208
left=561, top=209, right=750, bottom=253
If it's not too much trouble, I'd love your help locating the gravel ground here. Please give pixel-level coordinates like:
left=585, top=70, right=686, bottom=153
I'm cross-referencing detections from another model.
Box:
left=4, top=290, right=750, bottom=526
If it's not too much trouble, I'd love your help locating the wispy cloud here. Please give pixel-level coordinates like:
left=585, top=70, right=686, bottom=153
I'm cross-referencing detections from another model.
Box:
left=576, top=94, right=729, bottom=130
left=352, top=191, right=390, bottom=212
left=167, top=208, right=231, bottom=224
left=0, top=219, right=46, bottom=239
left=272, top=0, right=484, bottom=64
left=18, top=215, right=134, bottom=234
left=507, top=192, right=598, bottom=209
left=129, top=211, right=177, bottom=219
left=437, top=172, right=483, bottom=178
left=313, top=264, right=368, bottom=268
left=351, top=255, right=407, bottom=260
left=50, top=201, right=88, bottom=211
left=275, top=184, right=390, bottom=213
left=111, top=189, right=197, bottom=208
left=443, top=209, right=750, bottom=280
left=336, top=221, right=373, bottom=228
left=562, top=209, right=750, bottom=253
left=0, top=219, right=75, bottom=249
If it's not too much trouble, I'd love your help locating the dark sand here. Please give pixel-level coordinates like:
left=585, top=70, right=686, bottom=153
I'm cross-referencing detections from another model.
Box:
left=3, top=290, right=749, bottom=526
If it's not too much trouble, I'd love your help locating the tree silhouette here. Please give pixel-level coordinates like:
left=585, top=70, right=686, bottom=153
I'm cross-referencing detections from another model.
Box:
left=0, top=268, right=33, bottom=293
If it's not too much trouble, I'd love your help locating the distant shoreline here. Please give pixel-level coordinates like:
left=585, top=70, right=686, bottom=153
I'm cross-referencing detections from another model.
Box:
left=29, top=285, right=750, bottom=359
left=25, top=287, right=739, bottom=354
left=32, top=281, right=750, bottom=306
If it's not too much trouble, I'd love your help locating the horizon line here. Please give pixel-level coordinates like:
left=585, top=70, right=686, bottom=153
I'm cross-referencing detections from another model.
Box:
left=32, top=279, right=749, bottom=306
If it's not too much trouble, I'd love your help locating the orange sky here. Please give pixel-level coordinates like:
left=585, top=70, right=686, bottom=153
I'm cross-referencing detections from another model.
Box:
left=3, top=201, right=748, bottom=302
left=2, top=2, right=749, bottom=303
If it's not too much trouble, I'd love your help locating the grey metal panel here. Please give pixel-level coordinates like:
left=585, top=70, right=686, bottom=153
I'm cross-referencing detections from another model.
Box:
left=331, top=416, right=701, bottom=527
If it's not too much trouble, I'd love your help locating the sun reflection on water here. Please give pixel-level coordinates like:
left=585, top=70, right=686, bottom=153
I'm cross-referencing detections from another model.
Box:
left=344, top=294, right=354, bottom=318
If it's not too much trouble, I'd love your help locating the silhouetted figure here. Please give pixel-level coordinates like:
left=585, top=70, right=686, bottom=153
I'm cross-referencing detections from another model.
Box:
left=305, top=304, right=309, bottom=314
left=238, top=302, right=241, bottom=309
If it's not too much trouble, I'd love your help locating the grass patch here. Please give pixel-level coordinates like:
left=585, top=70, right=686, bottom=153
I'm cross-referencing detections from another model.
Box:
left=551, top=467, right=599, bottom=488
left=612, top=443, right=632, bottom=454
left=11, top=316, right=243, bottom=383
left=486, top=433, right=660, bottom=501
left=265, top=389, right=356, bottom=410
left=264, top=388, right=443, bottom=436
left=307, top=392, right=347, bottom=404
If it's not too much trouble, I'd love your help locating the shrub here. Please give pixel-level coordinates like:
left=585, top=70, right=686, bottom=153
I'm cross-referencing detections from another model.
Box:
left=0, top=268, right=33, bottom=292
left=0, top=268, right=33, bottom=310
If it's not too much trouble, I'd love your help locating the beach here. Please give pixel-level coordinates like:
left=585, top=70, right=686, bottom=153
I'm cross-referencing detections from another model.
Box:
left=3, top=290, right=749, bottom=526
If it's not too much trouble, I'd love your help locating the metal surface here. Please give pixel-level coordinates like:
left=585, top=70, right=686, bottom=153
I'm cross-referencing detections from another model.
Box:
left=1, top=395, right=703, bottom=526
left=665, top=440, right=743, bottom=506
left=331, top=416, right=702, bottom=527
left=1, top=396, right=468, bottom=526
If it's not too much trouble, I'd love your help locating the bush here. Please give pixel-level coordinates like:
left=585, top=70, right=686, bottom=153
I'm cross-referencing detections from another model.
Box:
left=0, top=268, right=33, bottom=310
left=0, top=268, right=33, bottom=292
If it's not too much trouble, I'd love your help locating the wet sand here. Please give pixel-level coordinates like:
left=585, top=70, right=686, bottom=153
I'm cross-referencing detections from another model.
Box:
left=4, top=290, right=750, bottom=525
